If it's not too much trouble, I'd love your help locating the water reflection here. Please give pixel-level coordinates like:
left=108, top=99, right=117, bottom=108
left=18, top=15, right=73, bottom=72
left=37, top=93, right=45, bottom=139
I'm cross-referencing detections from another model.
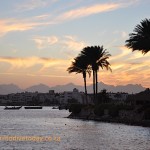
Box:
left=0, top=106, right=150, bottom=150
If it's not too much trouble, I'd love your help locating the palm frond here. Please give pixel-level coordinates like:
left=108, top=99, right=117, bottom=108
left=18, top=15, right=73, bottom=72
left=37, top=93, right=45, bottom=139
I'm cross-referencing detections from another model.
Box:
left=125, top=18, right=150, bottom=54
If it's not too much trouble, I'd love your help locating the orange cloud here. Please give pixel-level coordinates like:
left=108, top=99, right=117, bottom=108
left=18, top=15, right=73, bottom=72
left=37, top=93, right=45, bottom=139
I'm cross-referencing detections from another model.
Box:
left=56, top=3, right=121, bottom=22
left=0, top=56, right=68, bottom=69
left=0, top=19, right=37, bottom=37
left=110, top=46, right=131, bottom=62
left=98, top=45, right=150, bottom=88
left=98, top=69, right=150, bottom=88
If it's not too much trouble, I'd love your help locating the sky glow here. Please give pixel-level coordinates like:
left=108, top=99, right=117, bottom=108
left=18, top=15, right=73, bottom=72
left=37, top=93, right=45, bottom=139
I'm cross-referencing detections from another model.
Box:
left=0, top=0, right=150, bottom=88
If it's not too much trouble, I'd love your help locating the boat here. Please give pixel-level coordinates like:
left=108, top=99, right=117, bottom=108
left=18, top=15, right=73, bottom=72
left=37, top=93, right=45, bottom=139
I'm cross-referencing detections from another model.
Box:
left=52, top=106, right=59, bottom=109
left=4, top=106, right=22, bottom=110
left=24, top=106, right=42, bottom=109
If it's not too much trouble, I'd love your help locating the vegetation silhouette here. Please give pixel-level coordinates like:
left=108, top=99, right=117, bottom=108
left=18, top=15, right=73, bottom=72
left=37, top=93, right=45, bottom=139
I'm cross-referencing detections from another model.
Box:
left=80, top=46, right=112, bottom=103
left=67, top=45, right=111, bottom=104
left=67, top=56, right=91, bottom=104
left=125, top=18, right=150, bottom=54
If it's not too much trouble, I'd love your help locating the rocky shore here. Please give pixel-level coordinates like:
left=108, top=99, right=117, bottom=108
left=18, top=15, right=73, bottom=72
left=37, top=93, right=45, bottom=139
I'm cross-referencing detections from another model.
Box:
left=67, top=108, right=150, bottom=127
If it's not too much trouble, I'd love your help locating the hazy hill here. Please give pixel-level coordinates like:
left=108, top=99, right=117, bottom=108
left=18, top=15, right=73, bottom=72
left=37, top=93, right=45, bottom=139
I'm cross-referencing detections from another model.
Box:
left=96, top=82, right=145, bottom=94
left=25, top=84, right=50, bottom=93
left=0, top=84, right=22, bottom=95
left=51, top=82, right=145, bottom=94
left=49, top=83, right=84, bottom=93
left=23, top=82, right=146, bottom=94
left=0, top=82, right=146, bottom=95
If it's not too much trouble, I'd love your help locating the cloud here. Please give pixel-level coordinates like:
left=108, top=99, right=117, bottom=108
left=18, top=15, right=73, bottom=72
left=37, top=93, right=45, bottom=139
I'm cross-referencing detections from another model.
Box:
left=54, top=0, right=140, bottom=23
left=32, top=35, right=87, bottom=51
left=0, top=56, right=73, bottom=85
left=47, top=0, right=142, bottom=24
left=61, top=36, right=87, bottom=51
left=110, top=46, right=131, bottom=61
left=0, top=1, right=141, bottom=37
left=26, top=74, right=73, bottom=78
left=32, top=36, right=58, bottom=49
left=106, top=47, right=150, bottom=87
left=128, top=51, right=150, bottom=61
left=110, top=46, right=150, bottom=71
left=16, top=0, right=49, bottom=11
left=0, top=18, right=49, bottom=37
left=35, top=14, right=50, bottom=20
left=0, top=17, right=54, bottom=37
left=98, top=64, right=150, bottom=88
left=55, top=3, right=121, bottom=22
left=113, top=30, right=128, bottom=39
left=121, top=31, right=128, bottom=39
left=102, top=44, right=150, bottom=87
left=0, top=56, right=67, bottom=69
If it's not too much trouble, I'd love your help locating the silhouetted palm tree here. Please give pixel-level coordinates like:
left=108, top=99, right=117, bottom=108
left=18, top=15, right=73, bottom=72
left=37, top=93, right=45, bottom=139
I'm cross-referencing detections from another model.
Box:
left=125, top=18, right=150, bottom=54
left=67, top=56, right=91, bottom=104
left=80, top=46, right=111, bottom=102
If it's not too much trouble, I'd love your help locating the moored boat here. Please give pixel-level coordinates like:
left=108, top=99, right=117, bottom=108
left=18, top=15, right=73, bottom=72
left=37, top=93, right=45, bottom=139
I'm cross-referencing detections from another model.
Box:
left=24, top=106, right=42, bottom=109
left=4, top=106, right=22, bottom=110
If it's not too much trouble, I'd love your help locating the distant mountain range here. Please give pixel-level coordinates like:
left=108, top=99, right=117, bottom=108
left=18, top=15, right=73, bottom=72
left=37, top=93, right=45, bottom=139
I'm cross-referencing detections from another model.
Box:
left=0, top=82, right=146, bottom=95
left=0, top=84, right=22, bottom=95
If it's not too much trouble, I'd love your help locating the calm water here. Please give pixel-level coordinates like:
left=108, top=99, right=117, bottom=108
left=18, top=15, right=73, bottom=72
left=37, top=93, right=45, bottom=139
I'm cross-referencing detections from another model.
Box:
left=0, top=106, right=150, bottom=150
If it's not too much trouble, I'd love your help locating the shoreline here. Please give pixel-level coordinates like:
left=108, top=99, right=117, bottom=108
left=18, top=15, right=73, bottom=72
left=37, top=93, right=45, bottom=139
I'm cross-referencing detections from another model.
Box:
left=67, top=114, right=150, bottom=128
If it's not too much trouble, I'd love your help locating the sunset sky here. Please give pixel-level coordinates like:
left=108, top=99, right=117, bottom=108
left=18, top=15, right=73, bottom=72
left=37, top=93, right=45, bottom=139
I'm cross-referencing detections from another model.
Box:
left=0, top=0, right=150, bottom=89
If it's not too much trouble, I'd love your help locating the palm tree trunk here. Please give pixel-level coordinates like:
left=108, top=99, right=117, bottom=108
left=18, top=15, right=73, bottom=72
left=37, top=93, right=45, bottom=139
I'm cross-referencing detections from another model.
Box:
left=95, top=71, right=98, bottom=103
left=93, top=70, right=96, bottom=103
left=84, top=77, right=88, bottom=105
left=83, top=72, right=88, bottom=105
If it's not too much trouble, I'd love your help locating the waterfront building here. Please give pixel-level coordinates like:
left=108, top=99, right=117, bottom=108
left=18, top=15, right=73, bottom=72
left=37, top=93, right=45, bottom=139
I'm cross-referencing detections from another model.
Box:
left=59, top=88, right=92, bottom=104
left=108, top=92, right=129, bottom=101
